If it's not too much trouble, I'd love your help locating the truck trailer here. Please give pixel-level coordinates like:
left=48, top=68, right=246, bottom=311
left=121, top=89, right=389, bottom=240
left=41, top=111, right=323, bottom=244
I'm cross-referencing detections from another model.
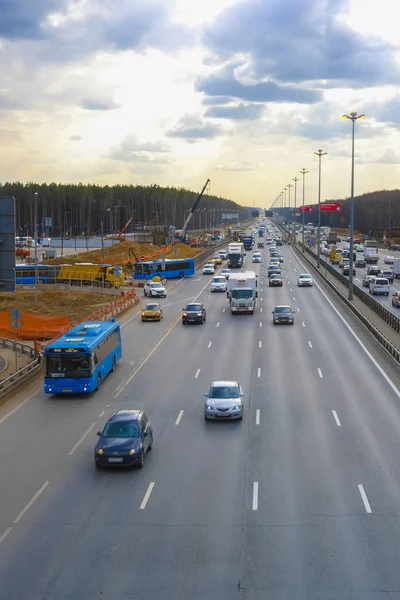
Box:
left=227, top=271, right=258, bottom=314
left=228, top=243, right=244, bottom=268
left=58, top=264, right=125, bottom=288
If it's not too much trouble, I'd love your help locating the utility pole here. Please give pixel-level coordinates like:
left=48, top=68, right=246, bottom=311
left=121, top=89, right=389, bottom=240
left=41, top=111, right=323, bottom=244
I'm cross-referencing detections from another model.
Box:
left=299, top=169, right=309, bottom=253
left=313, top=150, right=327, bottom=267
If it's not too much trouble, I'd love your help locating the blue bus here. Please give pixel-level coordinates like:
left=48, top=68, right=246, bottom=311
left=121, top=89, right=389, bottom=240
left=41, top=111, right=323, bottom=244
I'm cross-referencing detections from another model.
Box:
left=44, top=319, right=122, bottom=394
left=134, top=257, right=195, bottom=280
left=15, top=264, right=60, bottom=284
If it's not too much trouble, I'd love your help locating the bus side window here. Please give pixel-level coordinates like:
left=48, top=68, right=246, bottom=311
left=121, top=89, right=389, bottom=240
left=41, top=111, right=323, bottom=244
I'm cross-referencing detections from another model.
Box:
left=94, top=353, right=98, bottom=365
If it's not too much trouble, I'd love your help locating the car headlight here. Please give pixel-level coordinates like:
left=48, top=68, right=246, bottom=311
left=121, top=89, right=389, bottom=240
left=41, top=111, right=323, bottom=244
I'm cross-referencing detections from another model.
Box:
left=183, top=312, right=187, bottom=316
left=206, top=405, right=214, bottom=410
left=129, top=449, right=135, bottom=455
left=97, top=448, right=104, bottom=455
left=234, top=405, right=241, bottom=410
left=197, top=312, right=202, bottom=316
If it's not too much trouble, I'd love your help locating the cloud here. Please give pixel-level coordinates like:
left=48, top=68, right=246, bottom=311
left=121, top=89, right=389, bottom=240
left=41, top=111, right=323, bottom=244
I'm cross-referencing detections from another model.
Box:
left=205, top=103, right=265, bottom=120
left=377, top=148, right=400, bottom=164
left=79, top=97, right=120, bottom=111
left=202, top=0, right=400, bottom=88
left=108, top=135, right=173, bottom=162
left=365, top=97, right=400, bottom=127
left=69, top=135, right=82, bottom=141
left=202, top=96, right=233, bottom=106
left=197, top=65, right=322, bottom=104
left=215, top=162, right=256, bottom=171
left=167, top=114, right=224, bottom=140
left=0, top=0, right=65, bottom=40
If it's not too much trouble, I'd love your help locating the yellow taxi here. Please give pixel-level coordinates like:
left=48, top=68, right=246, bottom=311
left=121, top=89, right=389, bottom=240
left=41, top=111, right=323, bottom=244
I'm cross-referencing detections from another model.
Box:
left=212, top=255, right=222, bottom=265
left=141, top=302, right=163, bottom=322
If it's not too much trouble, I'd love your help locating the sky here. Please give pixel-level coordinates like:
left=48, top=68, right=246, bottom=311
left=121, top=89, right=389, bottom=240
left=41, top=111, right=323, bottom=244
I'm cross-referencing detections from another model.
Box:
left=1, top=0, right=400, bottom=208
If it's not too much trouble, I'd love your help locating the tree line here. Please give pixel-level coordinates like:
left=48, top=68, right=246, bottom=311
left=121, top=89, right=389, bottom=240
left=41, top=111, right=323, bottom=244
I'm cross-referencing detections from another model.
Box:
left=0, top=182, right=247, bottom=237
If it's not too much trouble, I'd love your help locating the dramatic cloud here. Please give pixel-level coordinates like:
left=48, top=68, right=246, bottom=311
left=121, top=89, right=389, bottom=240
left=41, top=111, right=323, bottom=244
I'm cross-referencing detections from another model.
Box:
left=0, top=0, right=66, bottom=39
left=203, top=0, right=400, bottom=88
left=205, top=103, right=264, bottom=120
left=69, top=135, right=82, bottom=141
left=365, top=97, right=400, bottom=127
left=197, top=65, right=322, bottom=104
left=109, top=135, right=173, bottom=162
left=167, top=114, right=224, bottom=140
left=79, top=97, right=120, bottom=111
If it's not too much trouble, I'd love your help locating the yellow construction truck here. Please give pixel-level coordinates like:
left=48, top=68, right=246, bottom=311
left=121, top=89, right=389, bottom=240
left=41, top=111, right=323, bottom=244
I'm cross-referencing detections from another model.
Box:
left=57, top=264, right=125, bottom=288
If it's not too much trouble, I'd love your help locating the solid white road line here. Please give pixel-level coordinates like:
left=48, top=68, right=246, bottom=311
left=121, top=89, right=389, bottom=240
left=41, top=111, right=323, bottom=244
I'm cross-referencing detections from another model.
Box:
left=69, top=423, right=96, bottom=456
left=308, top=341, right=313, bottom=348
left=257, top=368, right=261, bottom=378
left=358, top=484, right=372, bottom=513
left=195, top=369, right=201, bottom=378
left=291, top=247, right=400, bottom=401
left=208, top=341, right=212, bottom=348
left=318, top=368, right=323, bottom=379
left=99, top=410, right=105, bottom=417
left=302, top=321, right=305, bottom=327
left=252, top=482, right=259, bottom=510
left=140, top=482, right=155, bottom=510
left=0, top=527, right=13, bottom=546
left=259, top=341, right=262, bottom=348
left=175, top=410, right=184, bottom=425
left=256, top=409, right=260, bottom=425
left=332, top=410, right=341, bottom=426
left=14, top=481, right=49, bottom=524
left=216, top=322, right=220, bottom=328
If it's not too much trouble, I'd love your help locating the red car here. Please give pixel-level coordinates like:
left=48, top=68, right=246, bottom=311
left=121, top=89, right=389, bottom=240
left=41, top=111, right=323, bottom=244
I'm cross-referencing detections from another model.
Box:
left=355, top=258, right=366, bottom=268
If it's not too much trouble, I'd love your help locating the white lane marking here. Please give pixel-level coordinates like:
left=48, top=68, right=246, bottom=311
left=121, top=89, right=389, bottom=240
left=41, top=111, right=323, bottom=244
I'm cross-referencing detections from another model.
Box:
left=0, top=527, right=13, bottom=546
left=222, top=308, right=226, bottom=313
left=332, top=410, right=341, bottom=426
left=257, top=368, right=261, bottom=378
left=195, top=368, right=201, bottom=378
left=358, top=484, right=372, bottom=514
left=256, top=409, right=260, bottom=425
left=0, top=389, right=40, bottom=426
left=290, top=288, right=292, bottom=292
left=296, top=308, right=300, bottom=312
left=294, top=267, right=297, bottom=272
left=308, top=341, right=313, bottom=348
left=260, top=297, right=263, bottom=301
left=289, top=259, right=292, bottom=263
left=261, top=289, right=263, bottom=292
left=259, top=341, right=262, bottom=348
left=355, top=277, right=362, bottom=283
left=69, top=423, right=96, bottom=456
left=175, top=410, right=184, bottom=425
left=216, top=322, right=220, bottom=328
left=99, top=410, right=105, bottom=417
left=208, top=341, right=212, bottom=348
left=140, top=482, right=155, bottom=510
left=14, top=481, right=49, bottom=524
left=291, top=248, right=400, bottom=400
left=121, top=310, right=141, bottom=327
left=130, top=360, right=135, bottom=366
left=259, top=321, right=262, bottom=327
left=318, top=368, right=323, bottom=379
left=115, top=276, right=214, bottom=399
left=293, top=296, right=296, bottom=300
left=252, top=482, right=259, bottom=510
left=260, top=308, right=263, bottom=313
left=302, top=321, right=305, bottom=327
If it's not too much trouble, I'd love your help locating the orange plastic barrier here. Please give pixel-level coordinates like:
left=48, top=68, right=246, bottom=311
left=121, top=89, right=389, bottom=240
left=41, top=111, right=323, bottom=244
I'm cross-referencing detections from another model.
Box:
left=0, top=312, right=70, bottom=341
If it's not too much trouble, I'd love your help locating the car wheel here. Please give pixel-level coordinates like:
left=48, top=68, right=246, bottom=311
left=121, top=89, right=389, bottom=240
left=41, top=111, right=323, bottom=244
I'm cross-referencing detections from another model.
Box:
left=182, top=319, right=186, bottom=325
left=179, top=271, right=184, bottom=278
left=111, top=356, right=117, bottom=372
left=95, top=462, right=102, bottom=470
left=138, top=451, right=144, bottom=469
left=96, top=373, right=101, bottom=390
left=144, top=290, right=147, bottom=296
left=148, top=434, right=153, bottom=451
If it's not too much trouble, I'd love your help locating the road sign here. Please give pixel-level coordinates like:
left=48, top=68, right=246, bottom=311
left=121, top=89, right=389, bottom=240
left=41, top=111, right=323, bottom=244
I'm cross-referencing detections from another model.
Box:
left=329, top=249, right=336, bottom=260
left=320, top=203, right=341, bottom=212
left=139, top=255, right=145, bottom=262
left=0, top=196, right=16, bottom=292
left=10, top=308, right=21, bottom=329
left=299, top=205, right=312, bottom=212
left=307, top=239, right=312, bottom=247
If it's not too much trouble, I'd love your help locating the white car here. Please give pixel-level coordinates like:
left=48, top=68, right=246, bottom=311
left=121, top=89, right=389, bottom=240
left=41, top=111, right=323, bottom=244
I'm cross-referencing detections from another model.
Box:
left=144, top=281, right=167, bottom=297
left=220, top=268, right=232, bottom=279
left=211, top=276, right=227, bottom=292
left=297, top=274, right=313, bottom=287
left=384, top=255, right=394, bottom=265
left=357, top=245, right=364, bottom=253
left=203, top=264, right=215, bottom=275
left=219, top=250, right=228, bottom=260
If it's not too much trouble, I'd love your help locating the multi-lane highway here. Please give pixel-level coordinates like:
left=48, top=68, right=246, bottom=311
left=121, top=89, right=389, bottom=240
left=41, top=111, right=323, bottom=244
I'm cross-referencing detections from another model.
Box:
left=1, top=241, right=400, bottom=599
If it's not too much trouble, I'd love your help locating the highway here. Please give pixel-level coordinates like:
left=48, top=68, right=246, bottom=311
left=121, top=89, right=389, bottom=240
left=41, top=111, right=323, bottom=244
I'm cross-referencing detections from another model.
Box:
left=1, top=242, right=400, bottom=599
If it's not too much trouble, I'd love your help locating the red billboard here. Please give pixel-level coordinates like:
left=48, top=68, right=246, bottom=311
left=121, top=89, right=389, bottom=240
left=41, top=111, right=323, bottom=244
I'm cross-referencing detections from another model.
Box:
left=299, top=205, right=312, bottom=212
left=320, top=203, right=341, bottom=212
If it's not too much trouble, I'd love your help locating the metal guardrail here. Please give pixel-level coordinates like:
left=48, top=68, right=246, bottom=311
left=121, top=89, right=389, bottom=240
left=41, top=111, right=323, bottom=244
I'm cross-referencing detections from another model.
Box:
left=0, top=338, right=38, bottom=358
left=299, top=242, right=400, bottom=334
left=0, top=358, right=42, bottom=396
left=292, top=242, right=400, bottom=363
left=17, top=283, right=121, bottom=296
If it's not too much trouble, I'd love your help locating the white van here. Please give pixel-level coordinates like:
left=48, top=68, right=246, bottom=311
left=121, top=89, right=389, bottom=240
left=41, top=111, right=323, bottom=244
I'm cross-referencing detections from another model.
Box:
left=41, top=237, right=52, bottom=247
left=369, top=277, right=390, bottom=296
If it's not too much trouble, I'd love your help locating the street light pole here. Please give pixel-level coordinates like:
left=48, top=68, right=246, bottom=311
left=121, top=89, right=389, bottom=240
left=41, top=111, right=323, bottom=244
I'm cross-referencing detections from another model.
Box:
left=101, top=208, right=111, bottom=262
left=313, top=150, right=327, bottom=267
left=287, top=183, right=293, bottom=241
left=293, top=177, right=299, bottom=242
left=34, top=192, right=38, bottom=308
left=342, top=112, right=365, bottom=300
left=299, top=169, right=309, bottom=253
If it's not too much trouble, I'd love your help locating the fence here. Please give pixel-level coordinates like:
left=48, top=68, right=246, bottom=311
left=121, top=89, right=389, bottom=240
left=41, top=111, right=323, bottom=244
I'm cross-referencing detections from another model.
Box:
left=0, top=356, right=42, bottom=402
left=0, top=337, right=39, bottom=359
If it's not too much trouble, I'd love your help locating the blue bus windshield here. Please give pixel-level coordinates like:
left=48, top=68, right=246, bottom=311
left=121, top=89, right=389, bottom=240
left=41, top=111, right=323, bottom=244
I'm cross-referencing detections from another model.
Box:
left=134, top=258, right=195, bottom=280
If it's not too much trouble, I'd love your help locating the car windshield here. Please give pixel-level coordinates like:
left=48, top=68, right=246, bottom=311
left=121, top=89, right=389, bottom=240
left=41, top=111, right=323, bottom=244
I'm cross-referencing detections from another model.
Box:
left=186, top=304, right=202, bottom=311
left=213, top=278, right=225, bottom=283
left=271, top=275, right=280, bottom=279
left=299, top=275, right=310, bottom=279
left=269, top=266, right=279, bottom=271
left=222, top=270, right=231, bottom=274
left=150, top=283, right=163, bottom=288
left=102, top=421, right=139, bottom=438
left=46, top=354, right=92, bottom=378
left=275, top=306, right=292, bottom=313
left=145, top=304, right=159, bottom=310
left=231, top=289, right=253, bottom=299
left=209, top=386, right=239, bottom=399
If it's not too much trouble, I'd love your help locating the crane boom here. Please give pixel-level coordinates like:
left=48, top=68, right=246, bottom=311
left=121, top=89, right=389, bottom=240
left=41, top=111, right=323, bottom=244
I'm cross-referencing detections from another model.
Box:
left=181, top=179, right=210, bottom=241
left=117, top=184, right=158, bottom=240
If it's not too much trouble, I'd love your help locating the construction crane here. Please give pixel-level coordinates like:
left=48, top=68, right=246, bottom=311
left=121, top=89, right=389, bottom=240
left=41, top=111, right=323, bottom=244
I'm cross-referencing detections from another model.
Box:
left=117, top=184, right=158, bottom=241
left=178, top=179, right=210, bottom=243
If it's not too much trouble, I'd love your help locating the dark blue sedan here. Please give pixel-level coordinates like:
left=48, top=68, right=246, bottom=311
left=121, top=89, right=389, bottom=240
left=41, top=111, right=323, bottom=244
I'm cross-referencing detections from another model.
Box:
left=95, top=409, right=153, bottom=469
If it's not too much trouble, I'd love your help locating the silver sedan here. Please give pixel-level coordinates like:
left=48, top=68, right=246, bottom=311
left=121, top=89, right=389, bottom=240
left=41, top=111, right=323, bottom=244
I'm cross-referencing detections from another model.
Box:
left=297, top=274, right=313, bottom=287
left=204, top=381, right=244, bottom=421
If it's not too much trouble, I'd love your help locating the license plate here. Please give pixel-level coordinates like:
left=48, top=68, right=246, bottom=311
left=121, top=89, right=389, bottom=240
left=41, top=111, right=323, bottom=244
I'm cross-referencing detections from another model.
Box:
left=108, top=457, right=123, bottom=463
left=63, top=389, right=73, bottom=392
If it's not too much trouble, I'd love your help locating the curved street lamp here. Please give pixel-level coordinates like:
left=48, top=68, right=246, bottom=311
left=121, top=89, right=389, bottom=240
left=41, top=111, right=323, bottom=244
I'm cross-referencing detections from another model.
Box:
left=342, top=112, right=365, bottom=300
left=313, top=150, right=327, bottom=267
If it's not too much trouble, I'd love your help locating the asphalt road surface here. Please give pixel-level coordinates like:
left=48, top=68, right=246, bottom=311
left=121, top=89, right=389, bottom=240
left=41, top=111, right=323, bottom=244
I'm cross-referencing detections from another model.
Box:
left=1, top=243, right=400, bottom=599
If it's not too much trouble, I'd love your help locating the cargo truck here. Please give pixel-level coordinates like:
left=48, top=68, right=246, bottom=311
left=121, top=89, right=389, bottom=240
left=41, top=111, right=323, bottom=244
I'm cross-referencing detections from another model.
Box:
left=364, top=240, right=379, bottom=264
left=393, top=258, right=400, bottom=279
left=58, top=264, right=125, bottom=288
left=243, top=235, right=254, bottom=251
left=227, top=271, right=258, bottom=314
left=327, top=232, right=338, bottom=244
left=228, top=243, right=244, bottom=268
